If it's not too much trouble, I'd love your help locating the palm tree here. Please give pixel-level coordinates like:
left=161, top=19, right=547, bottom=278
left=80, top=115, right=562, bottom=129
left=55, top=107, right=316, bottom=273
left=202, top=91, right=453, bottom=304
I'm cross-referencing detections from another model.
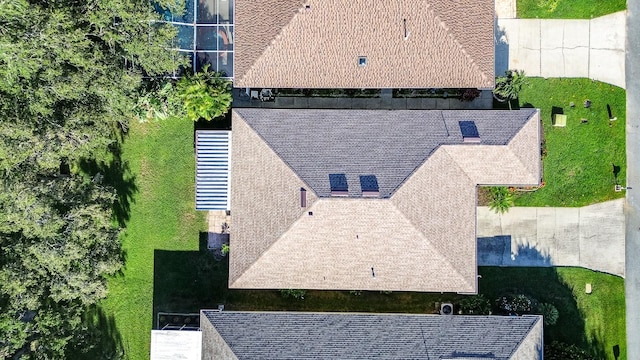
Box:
left=494, top=70, right=527, bottom=110
left=488, top=186, right=514, bottom=214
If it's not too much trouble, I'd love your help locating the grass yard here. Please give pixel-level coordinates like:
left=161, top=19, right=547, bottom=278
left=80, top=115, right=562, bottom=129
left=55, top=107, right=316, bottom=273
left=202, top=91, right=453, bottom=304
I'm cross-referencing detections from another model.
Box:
left=517, top=0, right=626, bottom=19
left=77, top=119, right=208, bottom=359
left=479, top=267, right=626, bottom=360
left=84, top=110, right=626, bottom=359
left=514, top=78, right=626, bottom=207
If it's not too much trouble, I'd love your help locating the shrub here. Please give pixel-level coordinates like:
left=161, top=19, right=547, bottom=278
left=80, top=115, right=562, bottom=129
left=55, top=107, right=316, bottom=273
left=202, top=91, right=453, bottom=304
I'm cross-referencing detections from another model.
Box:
left=176, top=66, right=232, bottom=122
left=459, top=295, right=492, bottom=315
left=537, top=303, right=559, bottom=325
left=545, top=341, right=595, bottom=360
left=134, top=65, right=232, bottom=123
left=461, top=88, right=481, bottom=102
left=496, top=294, right=532, bottom=315
left=280, top=289, right=306, bottom=300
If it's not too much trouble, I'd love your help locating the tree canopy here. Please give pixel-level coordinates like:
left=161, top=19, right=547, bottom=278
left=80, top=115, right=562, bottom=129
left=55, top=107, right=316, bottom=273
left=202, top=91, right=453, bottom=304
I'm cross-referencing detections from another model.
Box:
left=0, top=0, right=185, bottom=356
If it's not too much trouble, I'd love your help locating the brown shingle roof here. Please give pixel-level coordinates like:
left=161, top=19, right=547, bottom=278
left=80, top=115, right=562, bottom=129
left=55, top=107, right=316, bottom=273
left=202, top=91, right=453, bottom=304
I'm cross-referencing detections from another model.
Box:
left=234, top=0, right=495, bottom=89
left=229, top=109, right=540, bottom=292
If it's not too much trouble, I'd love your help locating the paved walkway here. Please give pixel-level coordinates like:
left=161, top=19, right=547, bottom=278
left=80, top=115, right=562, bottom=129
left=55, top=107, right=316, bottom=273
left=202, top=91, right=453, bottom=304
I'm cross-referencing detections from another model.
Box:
left=496, top=11, right=626, bottom=89
left=207, top=210, right=230, bottom=250
left=477, top=199, right=625, bottom=277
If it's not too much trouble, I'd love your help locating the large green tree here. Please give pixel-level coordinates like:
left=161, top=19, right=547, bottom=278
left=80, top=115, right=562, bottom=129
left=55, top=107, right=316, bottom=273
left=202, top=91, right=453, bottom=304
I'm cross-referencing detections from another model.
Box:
left=0, top=0, right=185, bottom=356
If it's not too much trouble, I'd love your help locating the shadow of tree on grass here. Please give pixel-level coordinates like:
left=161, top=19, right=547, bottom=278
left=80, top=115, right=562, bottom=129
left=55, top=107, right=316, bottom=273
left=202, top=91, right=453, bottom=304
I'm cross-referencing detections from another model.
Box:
left=78, top=140, right=137, bottom=228
left=67, top=305, right=125, bottom=360
left=150, top=231, right=620, bottom=359
left=478, top=267, right=616, bottom=359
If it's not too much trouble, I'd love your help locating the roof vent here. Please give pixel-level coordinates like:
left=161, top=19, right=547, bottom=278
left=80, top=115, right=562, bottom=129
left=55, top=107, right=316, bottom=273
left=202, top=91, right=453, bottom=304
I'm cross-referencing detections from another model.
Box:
left=329, top=173, right=349, bottom=196
left=305, top=4, right=310, bottom=11
left=459, top=121, right=481, bottom=143
left=403, top=18, right=410, bottom=40
left=358, top=56, right=367, bottom=66
left=359, top=175, right=379, bottom=197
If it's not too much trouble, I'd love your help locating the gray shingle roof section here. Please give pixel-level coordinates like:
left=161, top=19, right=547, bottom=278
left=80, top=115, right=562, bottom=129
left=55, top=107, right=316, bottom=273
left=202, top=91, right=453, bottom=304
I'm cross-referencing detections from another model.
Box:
left=233, top=108, right=537, bottom=198
left=202, top=311, right=542, bottom=360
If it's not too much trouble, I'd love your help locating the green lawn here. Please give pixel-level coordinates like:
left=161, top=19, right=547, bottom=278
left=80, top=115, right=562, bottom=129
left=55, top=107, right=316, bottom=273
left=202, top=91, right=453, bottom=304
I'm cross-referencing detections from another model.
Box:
left=517, top=0, right=626, bottom=18
left=87, top=112, right=626, bottom=359
left=79, top=120, right=207, bottom=360
left=514, top=78, right=626, bottom=207
left=479, top=267, right=626, bottom=360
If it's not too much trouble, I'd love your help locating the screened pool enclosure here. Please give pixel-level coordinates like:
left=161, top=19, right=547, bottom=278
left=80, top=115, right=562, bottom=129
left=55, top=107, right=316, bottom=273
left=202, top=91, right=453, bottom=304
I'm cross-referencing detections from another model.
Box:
left=157, top=0, right=234, bottom=77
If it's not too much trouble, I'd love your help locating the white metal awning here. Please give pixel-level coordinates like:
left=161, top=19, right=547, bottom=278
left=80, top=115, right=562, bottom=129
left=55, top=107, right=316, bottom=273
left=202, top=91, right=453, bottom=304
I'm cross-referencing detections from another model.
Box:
left=195, top=130, right=231, bottom=211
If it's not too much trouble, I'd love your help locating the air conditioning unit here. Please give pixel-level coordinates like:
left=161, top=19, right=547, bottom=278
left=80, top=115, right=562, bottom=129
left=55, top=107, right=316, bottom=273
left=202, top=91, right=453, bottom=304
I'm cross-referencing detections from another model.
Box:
left=440, top=303, right=453, bottom=315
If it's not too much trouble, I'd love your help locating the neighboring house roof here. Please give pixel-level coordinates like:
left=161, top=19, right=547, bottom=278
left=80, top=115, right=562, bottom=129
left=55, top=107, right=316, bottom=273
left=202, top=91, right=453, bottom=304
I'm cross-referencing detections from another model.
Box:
left=200, top=311, right=544, bottom=360
left=234, top=0, right=495, bottom=89
left=229, top=108, right=540, bottom=293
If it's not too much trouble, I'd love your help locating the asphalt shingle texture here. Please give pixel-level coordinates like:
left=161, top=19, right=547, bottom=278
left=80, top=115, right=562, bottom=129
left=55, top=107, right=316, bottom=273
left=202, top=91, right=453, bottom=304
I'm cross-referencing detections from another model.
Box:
left=202, top=311, right=541, bottom=360
left=234, top=108, right=537, bottom=198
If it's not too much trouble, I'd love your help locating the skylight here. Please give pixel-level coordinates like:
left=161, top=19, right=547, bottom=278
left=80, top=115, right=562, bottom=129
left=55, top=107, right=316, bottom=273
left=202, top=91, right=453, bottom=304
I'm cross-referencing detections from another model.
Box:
left=329, top=173, right=349, bottom=196
left=358, top=57, right=367, bottom=66
left=459, top=121, right=481, bottom=143
left=359, top=175, right=379, bottom=197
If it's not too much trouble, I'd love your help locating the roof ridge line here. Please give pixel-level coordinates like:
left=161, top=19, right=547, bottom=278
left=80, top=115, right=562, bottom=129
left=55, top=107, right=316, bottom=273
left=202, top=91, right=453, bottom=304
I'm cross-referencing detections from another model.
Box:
left=389, top=150, right=475, bottom=288
left=505, top=315, right=542, bottom=358
left=238, top=1, right=307, bottom=85
left=233, top=110, right=319, bottom=195
left=229, top=111, right=319, bottom=287
left=506, top=110, right=541, bottom=182
left=390, top=201, right=470, bottom=287
left=205, top=310, right=514, bottom=317
left=432, top=12, right=490, bottom=84
left=230, top=200, right=320, bottom=288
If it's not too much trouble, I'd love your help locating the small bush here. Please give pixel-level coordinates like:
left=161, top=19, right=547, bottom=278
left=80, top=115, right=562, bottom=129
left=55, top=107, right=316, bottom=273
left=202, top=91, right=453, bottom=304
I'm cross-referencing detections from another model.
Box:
left=461, top=88, right=481, bottom=102
left=496, top=294, right=532, bottom=315
left=280, top=289, right=306, bottom=300
left=545, top=341, right=594, bottom=360
left=537, top=302, right=559, bottom=325
left=459, top=295, right=492, bottom=315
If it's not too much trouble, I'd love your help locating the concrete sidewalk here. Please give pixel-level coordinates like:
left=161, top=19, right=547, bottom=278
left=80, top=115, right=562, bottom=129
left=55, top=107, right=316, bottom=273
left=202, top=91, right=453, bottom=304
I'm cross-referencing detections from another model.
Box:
left=496, top=11, right=626, bottom=89
left=477, top=199, right=625, bottom=277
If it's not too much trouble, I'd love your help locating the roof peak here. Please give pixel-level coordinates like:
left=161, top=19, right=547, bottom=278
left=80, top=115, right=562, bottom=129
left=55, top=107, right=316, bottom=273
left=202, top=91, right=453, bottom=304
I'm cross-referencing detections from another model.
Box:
left=235, top=0, right=495, bottom=88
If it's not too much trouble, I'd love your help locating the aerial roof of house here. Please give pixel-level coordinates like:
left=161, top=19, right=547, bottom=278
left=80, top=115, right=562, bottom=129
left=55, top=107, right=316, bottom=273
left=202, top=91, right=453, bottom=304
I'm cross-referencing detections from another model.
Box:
left=229, top=108, right=540, bottom=293
left=200, top=311, right=543, bottom=359
left=234, top=0, right=495, bottom=89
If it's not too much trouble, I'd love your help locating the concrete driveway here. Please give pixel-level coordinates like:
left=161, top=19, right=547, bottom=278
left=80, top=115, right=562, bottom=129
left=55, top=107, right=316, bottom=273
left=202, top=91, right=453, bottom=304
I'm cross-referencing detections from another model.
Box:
left=477, top=199, right=625, bottom=277
left=495, top=11, right=626, bottom=89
